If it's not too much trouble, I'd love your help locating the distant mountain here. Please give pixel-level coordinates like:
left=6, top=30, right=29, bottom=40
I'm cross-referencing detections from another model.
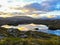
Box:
left=0, top=16, right=60, bottom=26
left=39, top=15, right=60, bottom=20
left=0, top=16, right=34, bottom=25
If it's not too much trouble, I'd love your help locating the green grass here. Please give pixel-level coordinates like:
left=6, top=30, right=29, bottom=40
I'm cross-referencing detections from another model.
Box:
left=0, top=37, right=59, bottom=45
left=0, top=27, right=60, bottom=45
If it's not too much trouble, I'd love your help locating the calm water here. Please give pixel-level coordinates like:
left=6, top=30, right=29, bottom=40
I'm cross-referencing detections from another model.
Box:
left=1, top=24, right=60, bottom=36
left=38, top=29, right=60, bottom=36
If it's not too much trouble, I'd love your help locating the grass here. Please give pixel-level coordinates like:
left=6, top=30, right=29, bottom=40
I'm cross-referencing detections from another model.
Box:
left=0, top=37, right=59, bottom=45
left=0, top=27, right=60, bottom=45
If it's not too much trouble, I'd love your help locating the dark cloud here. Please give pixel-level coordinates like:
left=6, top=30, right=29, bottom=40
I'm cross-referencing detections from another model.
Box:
left=40, top=0, right=60, bottom=11
left=24, top=0, right=60, bottom=11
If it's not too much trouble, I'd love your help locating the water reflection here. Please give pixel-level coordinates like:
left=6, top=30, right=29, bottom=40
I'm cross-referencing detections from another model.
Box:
left=38, top=29, right=60, bottom=36
left=1, top=24, right=48, bottom=31
left=1, top=24, right=60, bottom=36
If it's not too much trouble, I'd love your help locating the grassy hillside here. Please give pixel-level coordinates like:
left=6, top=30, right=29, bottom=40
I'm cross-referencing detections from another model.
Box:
left=0, top=27, right=60, bottom=45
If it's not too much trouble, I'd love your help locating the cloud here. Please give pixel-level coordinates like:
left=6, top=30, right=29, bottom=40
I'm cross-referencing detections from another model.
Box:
left=24, top=0, right=60, bottom=11
left=0, top=0, right=48, bottom=7
left=0, top=0, right=60, bottom=12
left=40, top=0, right=60, bottom=11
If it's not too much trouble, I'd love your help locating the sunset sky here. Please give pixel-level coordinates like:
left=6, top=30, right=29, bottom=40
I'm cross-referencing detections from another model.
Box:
left=0, top=0, right=60, bottom=16
left=0, top=0, right=60, bottom=7
left=0, top=0, right=42, bottom=7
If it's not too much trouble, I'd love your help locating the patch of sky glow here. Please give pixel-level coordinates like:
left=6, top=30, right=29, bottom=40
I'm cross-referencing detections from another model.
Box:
left=56, top=3, right=60, bottom=9
left=0, top=0, right=47, bottom=7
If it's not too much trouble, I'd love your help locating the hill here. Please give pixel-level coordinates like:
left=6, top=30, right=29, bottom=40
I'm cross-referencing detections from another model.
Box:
left=0, top=27, right=60, bottom=45
left=0, top=16, right=60, bottom=29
